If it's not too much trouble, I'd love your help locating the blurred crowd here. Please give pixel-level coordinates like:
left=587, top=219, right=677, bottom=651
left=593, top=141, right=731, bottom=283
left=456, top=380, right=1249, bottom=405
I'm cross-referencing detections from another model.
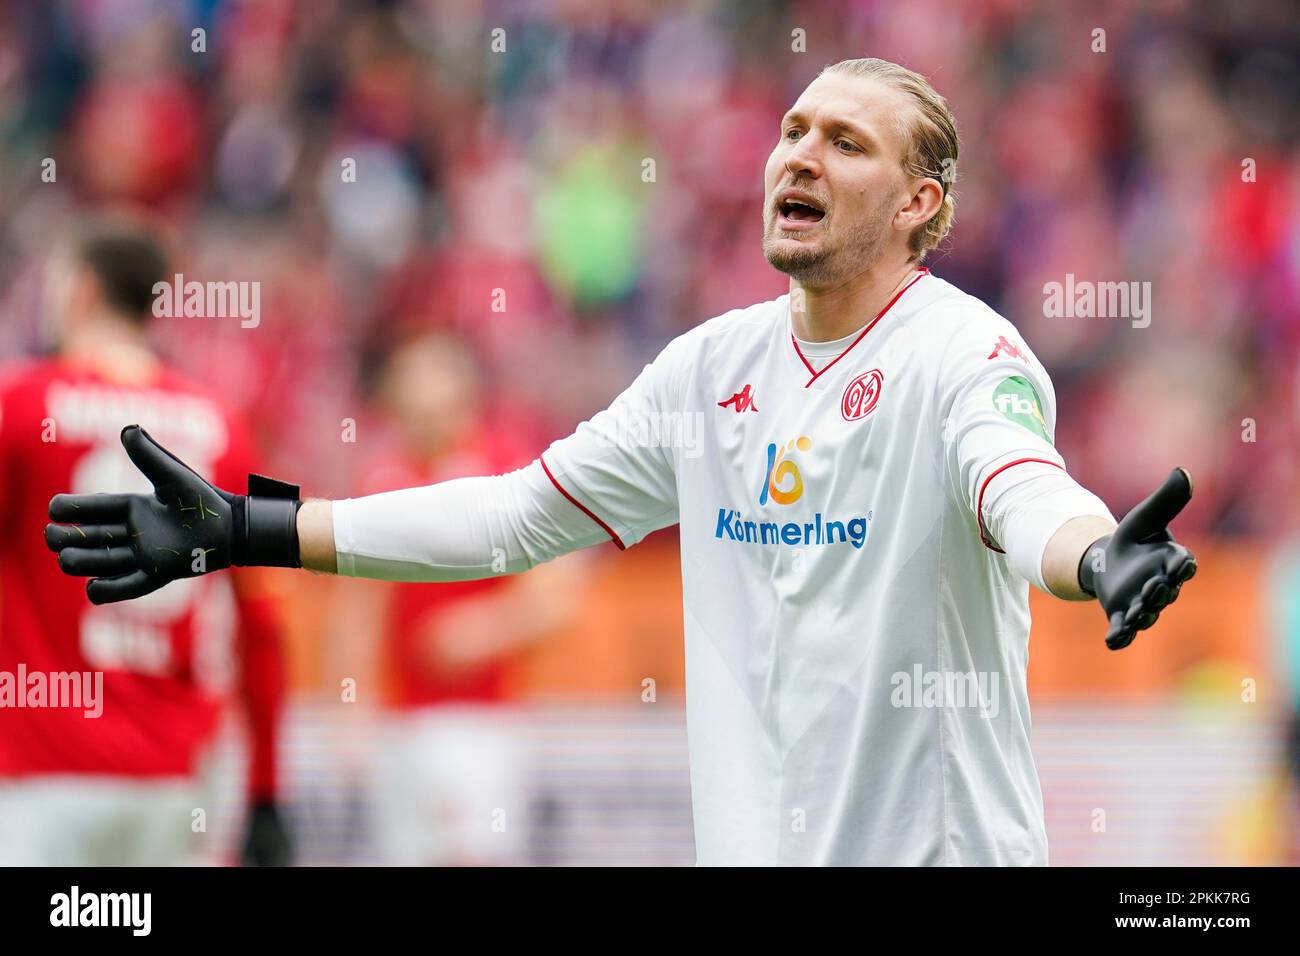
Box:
left=1, top=0, right=1297, bottom=534
left=2, top=0, right=1300, bottom=866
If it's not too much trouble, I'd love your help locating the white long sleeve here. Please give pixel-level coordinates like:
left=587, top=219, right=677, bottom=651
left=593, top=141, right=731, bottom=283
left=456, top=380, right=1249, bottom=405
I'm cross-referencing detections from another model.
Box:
left=332, top=336, right=686, bottom=583
left=938, top=307, right=1115, bottom=592
left=978, top=460, right=1115, bottom=592
left=331, top=459, right=613, bottom=582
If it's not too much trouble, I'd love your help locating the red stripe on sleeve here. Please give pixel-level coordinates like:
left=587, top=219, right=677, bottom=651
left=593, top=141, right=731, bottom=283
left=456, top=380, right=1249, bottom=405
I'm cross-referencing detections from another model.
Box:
left=539, top=455, right=627, bottom=551
left=975, top=457, right=1064, bottom=553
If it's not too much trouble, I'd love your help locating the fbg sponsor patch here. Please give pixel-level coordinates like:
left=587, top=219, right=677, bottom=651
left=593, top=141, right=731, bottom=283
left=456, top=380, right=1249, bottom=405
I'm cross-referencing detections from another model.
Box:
left=993, top=376, right=1049, bottom=442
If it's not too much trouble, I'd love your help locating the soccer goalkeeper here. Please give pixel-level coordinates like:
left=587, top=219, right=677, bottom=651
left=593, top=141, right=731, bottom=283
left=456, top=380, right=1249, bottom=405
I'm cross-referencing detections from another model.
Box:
left=47, top=58, right=1196, bottom=865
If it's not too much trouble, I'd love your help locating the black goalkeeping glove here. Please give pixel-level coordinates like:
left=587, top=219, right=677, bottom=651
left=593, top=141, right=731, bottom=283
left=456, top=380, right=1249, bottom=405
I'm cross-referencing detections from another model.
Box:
left=46, top=424, right=302, bottom=605
left=1077, top=467, right=1198, bottom=651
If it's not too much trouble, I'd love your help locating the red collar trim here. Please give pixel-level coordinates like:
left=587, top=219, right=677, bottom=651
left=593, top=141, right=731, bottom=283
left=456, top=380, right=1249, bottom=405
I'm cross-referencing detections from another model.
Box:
left=791, top=268, right=929, bottom=388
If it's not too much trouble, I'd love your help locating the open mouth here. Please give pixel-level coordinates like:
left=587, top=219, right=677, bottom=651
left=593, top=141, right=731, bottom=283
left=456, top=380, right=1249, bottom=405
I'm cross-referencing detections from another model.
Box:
left=776, top=190, right=826, bottom=228
left=779, top=199, right=825, bottom=222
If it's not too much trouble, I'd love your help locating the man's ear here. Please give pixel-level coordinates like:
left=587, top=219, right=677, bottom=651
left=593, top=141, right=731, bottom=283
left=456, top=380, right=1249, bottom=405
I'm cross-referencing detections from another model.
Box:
left=895, top=178, right=944, bottom=232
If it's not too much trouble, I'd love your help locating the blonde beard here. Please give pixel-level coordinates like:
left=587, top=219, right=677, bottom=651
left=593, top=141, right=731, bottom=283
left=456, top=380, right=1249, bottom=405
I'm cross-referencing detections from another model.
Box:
left=762, top=194, right=894, bottom=287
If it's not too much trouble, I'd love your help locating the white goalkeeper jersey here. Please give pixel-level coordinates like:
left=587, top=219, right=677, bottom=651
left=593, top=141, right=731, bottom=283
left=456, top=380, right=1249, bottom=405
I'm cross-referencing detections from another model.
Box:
left=333, top=268, right=1114, bottom=865
left=538, top=269, right=1081, bottom=866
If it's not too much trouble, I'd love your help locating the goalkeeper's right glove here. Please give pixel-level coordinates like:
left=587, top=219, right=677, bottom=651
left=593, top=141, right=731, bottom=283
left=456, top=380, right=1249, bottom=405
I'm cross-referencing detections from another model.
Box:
left=46, top=424, right=302, bottom=605
left=1077, top=467, right=1198, bottom=651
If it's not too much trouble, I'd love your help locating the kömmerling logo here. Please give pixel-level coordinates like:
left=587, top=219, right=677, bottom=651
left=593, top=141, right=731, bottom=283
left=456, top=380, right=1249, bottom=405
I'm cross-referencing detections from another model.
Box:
left=714, top=508, right=869, bottom=550
left=760, top=435, right=812, bottom=506
left=714, top=434, right=870, bottom=550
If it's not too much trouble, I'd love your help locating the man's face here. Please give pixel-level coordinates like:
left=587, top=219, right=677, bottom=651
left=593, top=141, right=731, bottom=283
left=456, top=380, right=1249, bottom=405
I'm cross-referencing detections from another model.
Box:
left=42, top=253, right=96, bottom=344
left=380, top=336, right=481, bottom=454
left=763, top=72, right=915, bottom=287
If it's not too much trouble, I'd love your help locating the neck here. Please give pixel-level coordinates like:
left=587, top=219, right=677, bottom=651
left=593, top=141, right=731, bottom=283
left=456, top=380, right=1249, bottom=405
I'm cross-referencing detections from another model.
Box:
left=789, top=257, right=922, bottom=343
left=60, top=318, right=159, bottom=384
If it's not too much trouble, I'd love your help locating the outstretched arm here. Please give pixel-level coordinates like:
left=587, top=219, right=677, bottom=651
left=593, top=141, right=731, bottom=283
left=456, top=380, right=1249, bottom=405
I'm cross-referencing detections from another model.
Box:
left=941, top=320, right=1197, bottom=651
left=1007, top=467, right=1197, bottom=650
left=47, top=426, right=617, bottom=599
left=48, top=341, right=683, bottom=601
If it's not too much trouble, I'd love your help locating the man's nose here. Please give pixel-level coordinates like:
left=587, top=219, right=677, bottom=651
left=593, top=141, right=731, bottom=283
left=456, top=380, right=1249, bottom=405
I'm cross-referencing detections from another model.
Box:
left=785, top=133, right=824, bottom=179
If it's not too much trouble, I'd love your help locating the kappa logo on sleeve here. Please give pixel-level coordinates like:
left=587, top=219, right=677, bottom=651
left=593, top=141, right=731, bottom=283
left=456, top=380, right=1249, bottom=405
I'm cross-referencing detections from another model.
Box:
left=993, top=375, right=1050, bottom=442
left=987, top=336, right=1025, bottom=361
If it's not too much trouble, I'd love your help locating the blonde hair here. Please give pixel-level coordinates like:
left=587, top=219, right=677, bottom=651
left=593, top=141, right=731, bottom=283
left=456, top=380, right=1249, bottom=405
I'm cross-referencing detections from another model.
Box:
left=818, top=58, right=958, bottom=261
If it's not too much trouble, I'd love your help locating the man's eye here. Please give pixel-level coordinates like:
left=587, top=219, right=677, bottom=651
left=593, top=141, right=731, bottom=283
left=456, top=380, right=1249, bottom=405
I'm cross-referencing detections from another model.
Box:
left=836, top=140, right=859, bottom=153
left=785, top=129, right=803, bottom=141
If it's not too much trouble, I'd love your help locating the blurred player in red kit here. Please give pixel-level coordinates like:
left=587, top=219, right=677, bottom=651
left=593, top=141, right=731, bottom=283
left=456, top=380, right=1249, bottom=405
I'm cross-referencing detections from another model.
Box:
left=0, top=216, right=291, bottom=866
left=328, top=332, right=580, bottom=865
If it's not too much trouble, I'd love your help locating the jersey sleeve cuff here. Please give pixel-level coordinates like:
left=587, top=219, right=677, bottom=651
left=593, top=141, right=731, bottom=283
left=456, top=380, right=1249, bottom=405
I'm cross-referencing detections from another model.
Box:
left=331, top=498, right=357, bottom=577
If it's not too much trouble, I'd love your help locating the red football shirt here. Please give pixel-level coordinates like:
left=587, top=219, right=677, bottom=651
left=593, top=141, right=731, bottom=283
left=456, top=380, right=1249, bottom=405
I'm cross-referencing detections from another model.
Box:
left=0, top=357, right=263, bottom=778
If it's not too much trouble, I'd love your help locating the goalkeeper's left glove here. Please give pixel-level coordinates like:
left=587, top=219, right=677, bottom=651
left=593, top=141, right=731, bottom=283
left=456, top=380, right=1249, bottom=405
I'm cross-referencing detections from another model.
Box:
left=1078, top=467, right=1198, bottom=651
left=45, top=424, right=302, bottom=605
